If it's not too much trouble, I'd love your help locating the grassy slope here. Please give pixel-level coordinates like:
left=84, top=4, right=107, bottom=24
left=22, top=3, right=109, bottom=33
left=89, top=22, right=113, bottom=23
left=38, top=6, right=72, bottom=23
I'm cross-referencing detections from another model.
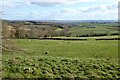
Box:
left=3, top=39, right=118, bottom=61
left=2, top=56, right=119, bottom=78
left=2, top=39, right=119, bottom=78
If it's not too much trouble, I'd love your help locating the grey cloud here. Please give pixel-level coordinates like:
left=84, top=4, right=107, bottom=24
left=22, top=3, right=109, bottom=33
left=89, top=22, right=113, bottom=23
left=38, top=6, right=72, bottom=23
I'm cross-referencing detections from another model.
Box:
left=81, top=6, right=102, bottom=12
left=106, top=4, right=118, bottom=9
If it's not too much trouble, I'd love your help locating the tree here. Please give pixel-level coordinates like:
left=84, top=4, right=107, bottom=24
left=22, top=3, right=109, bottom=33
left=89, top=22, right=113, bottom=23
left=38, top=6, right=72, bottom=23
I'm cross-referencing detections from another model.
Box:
left=63, top=26, right=70, bottom=37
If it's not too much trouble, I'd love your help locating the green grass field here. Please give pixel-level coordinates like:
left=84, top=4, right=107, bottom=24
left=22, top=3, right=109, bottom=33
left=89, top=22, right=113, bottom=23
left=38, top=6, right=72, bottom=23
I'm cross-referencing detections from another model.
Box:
left=68, top=26, right=118, bottom=37
left=3, top=39, right=118, bottom=59
left=1, top=19, right=119, bottom=79
left=2, top=39, right=119, bottom=78
left=14, top=39, right=118, bottom=59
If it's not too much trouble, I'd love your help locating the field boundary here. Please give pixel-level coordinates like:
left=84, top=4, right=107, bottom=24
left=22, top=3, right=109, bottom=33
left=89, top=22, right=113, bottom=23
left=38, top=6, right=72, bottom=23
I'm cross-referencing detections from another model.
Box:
left=42, top=38, right=88, bottom=41
left=96, top=38, right=120, bottom=40
left=15, top=37, right=120, bottom=41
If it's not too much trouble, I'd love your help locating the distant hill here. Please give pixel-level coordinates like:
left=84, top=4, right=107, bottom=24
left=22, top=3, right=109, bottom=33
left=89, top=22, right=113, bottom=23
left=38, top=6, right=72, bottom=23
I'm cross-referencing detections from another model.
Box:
left=36, top=20, right=118, bottom=23
left=1, top=19, right=117, bottom=24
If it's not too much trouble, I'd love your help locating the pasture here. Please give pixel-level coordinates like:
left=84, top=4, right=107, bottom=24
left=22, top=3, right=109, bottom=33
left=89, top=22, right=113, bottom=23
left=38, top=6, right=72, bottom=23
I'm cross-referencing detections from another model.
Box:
left=2, top=39, right=119, bottom=78
left=3, top=39, right=118, bottom=59
left=69, top=25, right=118, bottom=37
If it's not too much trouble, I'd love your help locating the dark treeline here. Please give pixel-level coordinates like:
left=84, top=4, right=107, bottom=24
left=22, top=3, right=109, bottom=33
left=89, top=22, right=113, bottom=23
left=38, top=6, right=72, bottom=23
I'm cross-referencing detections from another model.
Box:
left=96, top=38, right=120, bottom=40
left=42, top=38, right=87, bottom=41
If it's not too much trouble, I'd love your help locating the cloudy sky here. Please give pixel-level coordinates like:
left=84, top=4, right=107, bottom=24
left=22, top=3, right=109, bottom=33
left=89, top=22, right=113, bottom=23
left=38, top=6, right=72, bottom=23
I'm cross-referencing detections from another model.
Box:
left=0, top=0, right=119, bottom=20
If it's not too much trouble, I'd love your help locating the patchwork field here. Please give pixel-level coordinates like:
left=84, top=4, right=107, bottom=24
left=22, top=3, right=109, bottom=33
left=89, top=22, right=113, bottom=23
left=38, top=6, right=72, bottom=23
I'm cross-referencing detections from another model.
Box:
left=69, top=26, right=118, bottom=37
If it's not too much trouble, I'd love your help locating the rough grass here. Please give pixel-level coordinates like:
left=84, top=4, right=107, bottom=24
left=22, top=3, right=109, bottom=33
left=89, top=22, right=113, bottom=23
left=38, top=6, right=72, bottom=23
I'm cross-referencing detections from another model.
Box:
left=2, top=39, right=119, bottom=78
left=2, top=56, right=119, bottom=78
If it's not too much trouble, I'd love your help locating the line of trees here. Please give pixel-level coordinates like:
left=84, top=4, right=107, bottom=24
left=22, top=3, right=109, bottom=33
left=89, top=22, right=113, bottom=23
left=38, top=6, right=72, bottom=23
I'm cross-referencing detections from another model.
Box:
left=2, top=21, right=70, bottom=39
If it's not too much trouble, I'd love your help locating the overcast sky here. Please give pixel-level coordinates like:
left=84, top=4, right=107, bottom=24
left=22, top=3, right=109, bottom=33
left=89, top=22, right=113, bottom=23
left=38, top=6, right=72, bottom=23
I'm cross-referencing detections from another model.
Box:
left=0, top=0, right=119, bottom=20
